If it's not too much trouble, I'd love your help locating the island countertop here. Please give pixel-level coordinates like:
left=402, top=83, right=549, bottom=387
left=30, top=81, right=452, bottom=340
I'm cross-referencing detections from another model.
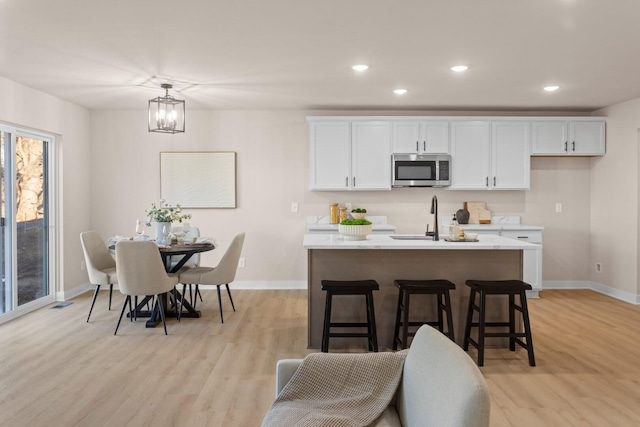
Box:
left=303, top=233, right=540, bottom=251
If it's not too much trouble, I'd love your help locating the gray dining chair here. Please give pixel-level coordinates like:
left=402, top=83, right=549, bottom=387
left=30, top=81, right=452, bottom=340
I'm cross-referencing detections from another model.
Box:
left=114, top=240, right=180, bottom=335
left=179, top=233, right=245, bottom=323
left=80, top=231, right=118, bottom=322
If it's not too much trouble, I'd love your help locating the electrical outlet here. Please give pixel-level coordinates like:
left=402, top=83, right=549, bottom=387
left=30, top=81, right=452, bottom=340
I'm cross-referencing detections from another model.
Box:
left=595, top=262, right=602, bottom=273
left=555, top=203, right=563, bottom=213
left=291, top=202, right=298, bottom=213
left=239, top=258, right=245, bottom=268
left=81, top=260, right=86, bottom=271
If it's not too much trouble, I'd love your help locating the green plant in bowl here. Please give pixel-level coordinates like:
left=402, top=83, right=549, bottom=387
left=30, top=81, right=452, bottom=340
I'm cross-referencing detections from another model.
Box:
left=351, top=208, right=367, bottom=213
left=340, top=218, right=372, bottom=225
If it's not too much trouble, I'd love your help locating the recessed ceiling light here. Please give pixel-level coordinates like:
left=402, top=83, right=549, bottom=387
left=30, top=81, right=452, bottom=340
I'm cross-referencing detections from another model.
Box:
left=394, top=89, right=408, bottom=95
left=451, top=65, right=469, bottom=72
left=352, top=64, right=369, bottom=71
left=544, top=85, right=560, bottom=92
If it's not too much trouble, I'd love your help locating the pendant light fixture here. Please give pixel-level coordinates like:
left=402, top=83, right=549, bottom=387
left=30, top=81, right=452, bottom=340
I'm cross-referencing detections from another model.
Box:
left=148, top=83, right=185, bottom=134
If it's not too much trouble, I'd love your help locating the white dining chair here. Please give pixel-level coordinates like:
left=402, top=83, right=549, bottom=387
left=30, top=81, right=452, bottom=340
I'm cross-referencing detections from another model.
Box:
left=179, top=233, right=245, bottom=323
left=80, top=231, right=118, bottom=322
left=114, top=240, right=180, bottom=335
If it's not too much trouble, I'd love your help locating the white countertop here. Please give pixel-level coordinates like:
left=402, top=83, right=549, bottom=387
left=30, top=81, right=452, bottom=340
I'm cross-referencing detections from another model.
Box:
left=303, top=233, right=541, bottom=250
left=307, top=215, right=396, bottom=232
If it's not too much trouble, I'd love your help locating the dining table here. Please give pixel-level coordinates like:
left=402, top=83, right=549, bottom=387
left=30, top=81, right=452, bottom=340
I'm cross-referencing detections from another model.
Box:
left=111, top=240, right=216, bottom=327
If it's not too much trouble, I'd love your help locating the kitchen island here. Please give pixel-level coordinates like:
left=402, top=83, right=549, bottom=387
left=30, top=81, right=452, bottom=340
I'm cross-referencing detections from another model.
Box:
left=303, top=233, right=541, bottom=350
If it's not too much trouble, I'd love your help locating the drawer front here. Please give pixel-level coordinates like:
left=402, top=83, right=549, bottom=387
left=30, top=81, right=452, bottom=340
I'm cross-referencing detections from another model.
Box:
left=501, top=230, right=542, bottom=244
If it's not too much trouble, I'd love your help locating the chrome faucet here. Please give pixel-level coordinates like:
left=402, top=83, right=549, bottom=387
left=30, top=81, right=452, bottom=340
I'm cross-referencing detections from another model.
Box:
left=425, top=195, right=439, bottom=241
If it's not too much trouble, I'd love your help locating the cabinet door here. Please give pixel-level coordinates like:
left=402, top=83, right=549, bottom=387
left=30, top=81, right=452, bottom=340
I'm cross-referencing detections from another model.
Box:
left=420, top=121, right=450, bottom=153
left=491, top=121, right=530, bottom=189
left=309, top=122, right=351, bottom=190
left=352, top=122, right=391, bottom=190
left=450, top=121, right=491, bottom=189
left=531, top=121, right=568, bottom=154
left=570, top=121, right=605, bottom=155
left=392, top=122, right=420, bottom=153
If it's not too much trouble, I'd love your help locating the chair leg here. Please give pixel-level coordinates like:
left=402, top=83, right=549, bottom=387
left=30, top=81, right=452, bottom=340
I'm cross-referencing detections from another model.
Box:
left=392, top=289, right=403, bottom=351
left=477, top=291, right=487, bottom=367
left=520, top=291, right=536, bottom=367
left=400, top=290, right=410, bottom=349
left=225, top=284, right=235, bottom=311
left=197, top=285, right=203, bottom=302
left=322, top=292, right=333, bottom=352
left=216, top=285, right=224, bottom=323
left=156, top=294, right=168, bottom=335
left=367, top=291, right=379, bottom=352
left=86, top=284, right=101, bottom=322
left=463, top=289, right=476, bottom=351
left=444, top=290, right=455, bottom=342
left=114, top=296, right=129, bottom=335
left=128, top=296, right=134, bottom=322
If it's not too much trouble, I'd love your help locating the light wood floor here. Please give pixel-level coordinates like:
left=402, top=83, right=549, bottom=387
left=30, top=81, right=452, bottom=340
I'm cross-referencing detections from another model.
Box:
left=0, top=289, right=639, bottom=426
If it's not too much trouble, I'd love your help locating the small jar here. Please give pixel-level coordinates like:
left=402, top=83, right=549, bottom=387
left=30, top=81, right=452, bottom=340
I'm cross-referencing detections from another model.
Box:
left=330, top=203, right=339, bottom=224
left=339, top=206, right=348, bottom=222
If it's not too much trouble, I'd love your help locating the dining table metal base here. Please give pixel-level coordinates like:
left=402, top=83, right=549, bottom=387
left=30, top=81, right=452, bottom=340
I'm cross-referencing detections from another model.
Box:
left=127, top=292, right=202, bottom=328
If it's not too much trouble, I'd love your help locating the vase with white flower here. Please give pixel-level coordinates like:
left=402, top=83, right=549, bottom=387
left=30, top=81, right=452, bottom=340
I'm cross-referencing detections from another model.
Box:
left=145, top=200, right=192, bottom=243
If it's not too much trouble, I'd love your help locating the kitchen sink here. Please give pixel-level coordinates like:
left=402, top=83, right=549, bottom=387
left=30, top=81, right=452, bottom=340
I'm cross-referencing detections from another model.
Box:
left=389, top=235, right=435, bottom=240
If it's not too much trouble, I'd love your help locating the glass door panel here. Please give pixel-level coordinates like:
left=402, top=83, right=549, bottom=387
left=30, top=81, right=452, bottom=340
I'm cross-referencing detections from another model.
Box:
left=0, top=127, right=52, bottom=316
left=15, top=136, right=48, bottom=306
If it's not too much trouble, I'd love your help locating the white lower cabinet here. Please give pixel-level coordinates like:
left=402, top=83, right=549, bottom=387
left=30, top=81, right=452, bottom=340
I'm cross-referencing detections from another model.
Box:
left=468, top=228, right=543, bottom=297
left=309, top=121, right=391, bottom=190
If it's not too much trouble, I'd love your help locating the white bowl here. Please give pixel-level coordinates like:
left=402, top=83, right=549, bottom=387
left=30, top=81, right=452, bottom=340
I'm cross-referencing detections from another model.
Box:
left=338, top=223, right=373, bottom=240
left=351, top=212, right=367, bottom=220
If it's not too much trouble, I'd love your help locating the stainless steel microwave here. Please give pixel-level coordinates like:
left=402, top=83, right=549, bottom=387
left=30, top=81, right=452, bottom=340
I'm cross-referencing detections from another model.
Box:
left=392, top=154, right=451, bottom=187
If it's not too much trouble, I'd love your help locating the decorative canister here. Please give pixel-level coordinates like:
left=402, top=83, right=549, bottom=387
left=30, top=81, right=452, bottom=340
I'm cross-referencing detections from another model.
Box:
left=339, top=206, right=348, bottom=222
left=330, top=203, right=339, bottom=224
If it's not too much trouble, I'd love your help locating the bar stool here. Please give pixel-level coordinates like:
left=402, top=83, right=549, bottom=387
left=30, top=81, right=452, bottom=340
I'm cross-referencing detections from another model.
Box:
left=392, top=279, right=456, bottom=350
left=321, top=280, right=379, bottom=352
left=463, top=279, right=535, bottom=367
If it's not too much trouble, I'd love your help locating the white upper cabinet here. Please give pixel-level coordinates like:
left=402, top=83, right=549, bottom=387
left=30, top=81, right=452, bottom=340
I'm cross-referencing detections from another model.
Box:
left=532, top=120, right=605, bottom=155
left=309, top=121, right=351, bottom=190
left=491, top=121, right=530, bottom=189
left=450, top=121, right=491, bottom=189
left=351, top=122, right=392, bottom=190
left=309, top=120, right=391, bottom=191
left=392, top=121, right=449, bottom=154
left=450, top=121, right=530, bottom=190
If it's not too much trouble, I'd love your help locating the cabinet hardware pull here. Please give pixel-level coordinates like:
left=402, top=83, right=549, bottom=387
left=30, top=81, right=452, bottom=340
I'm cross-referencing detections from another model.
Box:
left=517, top=236, right=529, bottom=239
left=353, top=176, right=356, bottom=187
left=416, top=141, right=419, bottom=152
left=572, top=141, right=575, bottom=152
left=493, top=177, right=496, bottom=186
left=485, top=177, right=489, bottom=187
left=564, top=141, right=568, bottom=152
left=345, top=177, right=348, bottom=187
left=423, top=141, right=426, bottom=151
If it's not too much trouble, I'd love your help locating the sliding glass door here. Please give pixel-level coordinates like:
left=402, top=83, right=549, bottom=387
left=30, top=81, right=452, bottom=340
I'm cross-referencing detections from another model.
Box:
left=0, top=126, right=54, bottom=316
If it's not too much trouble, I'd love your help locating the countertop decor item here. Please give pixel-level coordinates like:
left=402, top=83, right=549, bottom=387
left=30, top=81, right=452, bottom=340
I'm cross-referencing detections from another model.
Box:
left=456, top=209, right=470, bottom=224
left=338, top=218, right=373, bottom=240
left=351, top=208, right=367, bottom=220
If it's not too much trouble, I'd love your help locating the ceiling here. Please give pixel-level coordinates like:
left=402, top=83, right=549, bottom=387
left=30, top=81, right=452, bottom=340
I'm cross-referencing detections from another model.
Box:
left=1, top=0, right=639, bottom=112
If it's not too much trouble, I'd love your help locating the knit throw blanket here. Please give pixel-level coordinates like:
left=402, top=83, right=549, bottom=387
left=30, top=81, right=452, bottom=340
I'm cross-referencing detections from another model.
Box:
left=261, top=350, right=408, bottom=427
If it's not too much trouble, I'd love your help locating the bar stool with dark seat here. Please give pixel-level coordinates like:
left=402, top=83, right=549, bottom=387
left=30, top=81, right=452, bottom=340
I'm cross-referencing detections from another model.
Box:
left=321, top=279, right=379, bottom=352
left=392, top=279, right=456, bottom=350
left=463, top=279, right=535, bottom=367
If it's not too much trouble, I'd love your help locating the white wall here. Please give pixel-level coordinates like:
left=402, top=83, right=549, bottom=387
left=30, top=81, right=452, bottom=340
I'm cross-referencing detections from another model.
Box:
left=89, top=109, right=595, bottom=289
left=593, top=99, right=640, bottom=298
left=0, top=76, right=91, bottom=294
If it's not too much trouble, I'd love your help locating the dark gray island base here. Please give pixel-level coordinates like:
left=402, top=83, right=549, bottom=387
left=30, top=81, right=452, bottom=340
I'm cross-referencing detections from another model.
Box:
left=307, top=248, right=523, bottom=350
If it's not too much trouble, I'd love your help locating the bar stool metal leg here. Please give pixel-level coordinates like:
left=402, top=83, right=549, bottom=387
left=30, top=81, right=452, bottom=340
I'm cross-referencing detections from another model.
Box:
left=392, top=289, right=404, bottom=350
left=367, top=291, right=379, bottom=352
left=463, top=289, right=476, bottom=351
left=477, top=290, right=487, bottom=367
left=520, top=290, right=536, bottom=366
left=443, top=290, right=455, bottom=341
left=322, top=292, right=333, bottom=352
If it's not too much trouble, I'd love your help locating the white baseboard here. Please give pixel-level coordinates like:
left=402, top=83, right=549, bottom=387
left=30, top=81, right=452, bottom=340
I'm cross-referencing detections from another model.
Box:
left=543, top=280, right=640, bottom=305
